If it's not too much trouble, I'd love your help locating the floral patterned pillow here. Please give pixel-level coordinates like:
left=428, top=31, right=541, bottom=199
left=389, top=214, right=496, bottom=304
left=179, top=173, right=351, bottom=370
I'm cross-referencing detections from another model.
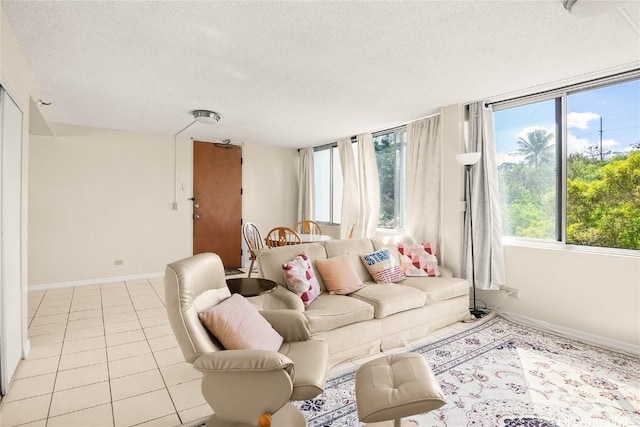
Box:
left=282, top=252, right=321, bottom=307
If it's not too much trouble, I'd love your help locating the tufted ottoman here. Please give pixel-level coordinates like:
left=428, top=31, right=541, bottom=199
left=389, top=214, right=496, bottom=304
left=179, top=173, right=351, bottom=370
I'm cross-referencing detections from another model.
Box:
left=355, top=353, right=446, bottom=426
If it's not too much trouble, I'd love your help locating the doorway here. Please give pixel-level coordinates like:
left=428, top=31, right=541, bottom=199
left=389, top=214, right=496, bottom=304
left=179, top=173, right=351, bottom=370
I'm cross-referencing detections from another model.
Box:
left=192, top=141, right=242, bottom=268
left=0, top=87, right=23, bottom=396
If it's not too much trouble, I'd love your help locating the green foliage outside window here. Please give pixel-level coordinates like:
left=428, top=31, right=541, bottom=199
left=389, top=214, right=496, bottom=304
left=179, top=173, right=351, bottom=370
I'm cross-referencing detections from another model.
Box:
left=499, top=129, right=640, bottom=249
left=375, top=134, right=396, bottom=228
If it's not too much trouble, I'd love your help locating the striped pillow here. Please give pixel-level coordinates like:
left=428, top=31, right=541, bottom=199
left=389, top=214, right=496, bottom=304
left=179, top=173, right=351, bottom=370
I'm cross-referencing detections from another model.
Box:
left=360, top=249, right=406, bottom=284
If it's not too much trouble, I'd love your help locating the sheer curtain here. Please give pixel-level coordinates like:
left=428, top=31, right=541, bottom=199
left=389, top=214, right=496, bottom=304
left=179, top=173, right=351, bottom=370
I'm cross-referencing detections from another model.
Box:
left=356, top=133, right=380, bottom=238
left=338, top=138, right=359, bottom=238
left=406, top=115, right=442, bottom=250
left=464, top=102, right=505, bottom=290
left=297, top=148, right=314, bottom=222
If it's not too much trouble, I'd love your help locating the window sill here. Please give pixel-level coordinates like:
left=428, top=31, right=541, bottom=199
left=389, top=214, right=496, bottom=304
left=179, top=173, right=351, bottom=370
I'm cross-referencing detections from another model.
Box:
left=502, top=237, right=639, bottom=258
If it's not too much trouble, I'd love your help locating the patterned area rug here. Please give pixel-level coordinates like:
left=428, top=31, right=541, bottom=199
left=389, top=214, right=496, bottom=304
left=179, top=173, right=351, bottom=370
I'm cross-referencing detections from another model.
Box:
left=294, top=315, right=640, bottom=426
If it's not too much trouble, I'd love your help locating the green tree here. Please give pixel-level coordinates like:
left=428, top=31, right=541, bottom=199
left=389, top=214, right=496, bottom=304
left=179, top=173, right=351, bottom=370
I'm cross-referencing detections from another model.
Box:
left=516, top=129, right=554, bottom=167
left=567, top=151, right=640, bottom=249
left=374, top=135, right=395, bottom=228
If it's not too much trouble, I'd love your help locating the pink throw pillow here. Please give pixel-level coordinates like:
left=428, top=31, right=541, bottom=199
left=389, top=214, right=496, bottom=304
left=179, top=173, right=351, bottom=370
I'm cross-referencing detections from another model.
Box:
left=398, top=242, right=441, bottom=277
left=315, top=254, right=365, bottom=295
left=282, top=252, right=321, bottom=307
left=199, top=294, right=283, bottom=351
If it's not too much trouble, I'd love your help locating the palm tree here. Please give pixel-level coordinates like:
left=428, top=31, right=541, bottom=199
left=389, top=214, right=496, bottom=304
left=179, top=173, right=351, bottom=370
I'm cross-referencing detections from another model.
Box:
left=516, top=129, right=554, bottom=167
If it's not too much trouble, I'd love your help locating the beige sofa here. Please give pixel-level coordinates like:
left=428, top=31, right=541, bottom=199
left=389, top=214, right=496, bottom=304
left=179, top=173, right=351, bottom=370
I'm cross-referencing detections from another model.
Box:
left=257, top=237, right=470, bottom=366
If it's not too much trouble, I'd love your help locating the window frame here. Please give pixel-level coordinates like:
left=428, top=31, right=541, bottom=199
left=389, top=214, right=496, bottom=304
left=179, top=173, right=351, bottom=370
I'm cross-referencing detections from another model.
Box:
left=373, top=125, right=407, bottom=230
left=491, top=70, right=640, bottom=256
left=313, top=142, right=341, bottom=226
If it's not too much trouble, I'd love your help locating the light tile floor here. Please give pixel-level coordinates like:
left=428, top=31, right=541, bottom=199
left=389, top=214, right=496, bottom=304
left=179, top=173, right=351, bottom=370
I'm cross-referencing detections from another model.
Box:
left=0, top=276, right=476, bottom=427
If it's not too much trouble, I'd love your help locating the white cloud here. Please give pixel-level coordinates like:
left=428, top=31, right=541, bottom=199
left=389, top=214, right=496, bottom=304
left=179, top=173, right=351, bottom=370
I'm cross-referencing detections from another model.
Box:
left=567, top=133, right=621, bottom=155
left=567, top=112, right=600, bottom=130
left=516, top=125, right=555, bottom=141
left=495, top=151, right=524, bottom=166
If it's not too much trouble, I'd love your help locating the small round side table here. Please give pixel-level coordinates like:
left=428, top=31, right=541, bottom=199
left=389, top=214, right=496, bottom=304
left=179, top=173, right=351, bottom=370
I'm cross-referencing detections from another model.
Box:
left=226, top=277, right=277, bottom=297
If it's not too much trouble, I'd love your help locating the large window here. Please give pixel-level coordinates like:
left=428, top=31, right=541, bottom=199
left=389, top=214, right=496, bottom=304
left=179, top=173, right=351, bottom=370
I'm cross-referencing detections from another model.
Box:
left=314, top=128, right=407, bottom=229
left=494, top=75, right=640, bottom=251
left=374, top=128, right=407, bottom=229
left=314, top=145, right=342, bottom=224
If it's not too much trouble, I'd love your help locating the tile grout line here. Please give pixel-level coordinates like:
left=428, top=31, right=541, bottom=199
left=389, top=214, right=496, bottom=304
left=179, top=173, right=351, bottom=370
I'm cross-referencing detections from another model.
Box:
left=126, top=278, right=181, bottom=426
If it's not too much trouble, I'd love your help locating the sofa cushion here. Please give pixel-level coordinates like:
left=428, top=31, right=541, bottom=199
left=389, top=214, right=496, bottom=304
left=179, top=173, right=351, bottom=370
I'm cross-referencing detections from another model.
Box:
left=360, top=249, right=406, bottom=284
left=304, top=293, right=374, bottom=333
left=350, top=284, right=426, bottom=318
left=282, top=252, right=321, bottom=307
left=398, top=242, right=441, bottom=277
left=323, top=238, right=375, bottom=282
left=315, top=254, right=365, bottom=295
left=401, top=277, right=469, bottom=305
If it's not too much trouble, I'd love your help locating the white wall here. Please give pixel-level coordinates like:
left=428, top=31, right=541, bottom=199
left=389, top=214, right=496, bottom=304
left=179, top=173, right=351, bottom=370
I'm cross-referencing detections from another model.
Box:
left=0, top=7, right=48, bottom=361
left=28, top=126, right=300, bottom=285
left=480, top=246, right=640, bottom=348
left=29, top=125, right=192, bottom=284
left=241, top=144, right=298, bottom=267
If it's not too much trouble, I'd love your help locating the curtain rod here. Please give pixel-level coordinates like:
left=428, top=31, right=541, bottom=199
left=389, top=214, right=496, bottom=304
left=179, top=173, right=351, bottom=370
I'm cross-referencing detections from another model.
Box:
left=484, top=67, right=640, bottom=108
left=303, top=110, right=441, bottom=151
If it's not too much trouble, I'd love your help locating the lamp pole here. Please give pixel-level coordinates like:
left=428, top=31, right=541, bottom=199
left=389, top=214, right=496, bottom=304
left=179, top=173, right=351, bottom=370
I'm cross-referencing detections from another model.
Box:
left=466, top=164, right=484, bottom=318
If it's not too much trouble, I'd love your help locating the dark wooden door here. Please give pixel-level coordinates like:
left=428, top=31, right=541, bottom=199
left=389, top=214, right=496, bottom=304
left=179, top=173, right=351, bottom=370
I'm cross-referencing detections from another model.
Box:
left=193, top=141, right=242, bottom=267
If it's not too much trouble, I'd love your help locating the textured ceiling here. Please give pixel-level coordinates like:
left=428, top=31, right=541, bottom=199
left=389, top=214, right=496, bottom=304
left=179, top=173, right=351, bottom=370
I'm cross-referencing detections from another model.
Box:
left=2, top=1, right=639, bottom=148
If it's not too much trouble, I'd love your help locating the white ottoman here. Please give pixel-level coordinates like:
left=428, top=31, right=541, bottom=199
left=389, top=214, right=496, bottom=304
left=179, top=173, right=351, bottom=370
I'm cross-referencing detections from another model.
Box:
left=355, top=353, right=446, bottom=427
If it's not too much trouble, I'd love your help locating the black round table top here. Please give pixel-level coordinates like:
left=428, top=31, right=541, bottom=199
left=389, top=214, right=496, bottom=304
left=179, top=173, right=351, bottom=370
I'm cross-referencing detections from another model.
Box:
left=226, top=277, right=277, bottom=297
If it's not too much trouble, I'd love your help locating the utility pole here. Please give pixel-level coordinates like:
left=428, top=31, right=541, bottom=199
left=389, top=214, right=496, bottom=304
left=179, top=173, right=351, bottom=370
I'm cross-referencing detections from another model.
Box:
left=599, top=116, right=603, bottom=161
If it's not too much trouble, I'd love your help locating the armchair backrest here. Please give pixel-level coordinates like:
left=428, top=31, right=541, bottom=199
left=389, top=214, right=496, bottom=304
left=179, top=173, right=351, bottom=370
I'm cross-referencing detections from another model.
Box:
left=165, top=252, right=231, bottom=363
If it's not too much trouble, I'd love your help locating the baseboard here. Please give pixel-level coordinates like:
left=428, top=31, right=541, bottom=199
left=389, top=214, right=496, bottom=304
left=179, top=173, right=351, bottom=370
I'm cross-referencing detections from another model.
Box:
left=497, top=310, right=640, bottom=356
left=28, top=271, right=164, bottom=291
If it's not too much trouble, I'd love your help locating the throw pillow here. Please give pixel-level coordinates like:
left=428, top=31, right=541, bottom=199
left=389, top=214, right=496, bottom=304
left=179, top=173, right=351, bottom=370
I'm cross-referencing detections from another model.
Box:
left=360, top=248, right=406, bottom=284
left=397, top=242, right=441, bottom=277
left=282, top=252, right=321, bottom=307
left=199, top=294, right=283, bottom=351
left=315, top=254, right=365, bottom=295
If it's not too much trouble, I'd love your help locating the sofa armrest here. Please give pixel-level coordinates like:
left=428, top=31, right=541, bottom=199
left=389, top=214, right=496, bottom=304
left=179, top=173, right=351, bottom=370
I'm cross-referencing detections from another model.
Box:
left=438, top=265, right=453, bottom=278
left=261, top=286, right=305, bottom=311
left=260, top=310, right=311, bottom=342
left=194, top=349, right=293, bottom=374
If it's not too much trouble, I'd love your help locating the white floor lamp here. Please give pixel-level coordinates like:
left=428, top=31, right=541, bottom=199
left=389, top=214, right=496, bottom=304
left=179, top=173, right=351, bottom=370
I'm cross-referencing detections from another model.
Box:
left=456, top=152, right=486, bottom=319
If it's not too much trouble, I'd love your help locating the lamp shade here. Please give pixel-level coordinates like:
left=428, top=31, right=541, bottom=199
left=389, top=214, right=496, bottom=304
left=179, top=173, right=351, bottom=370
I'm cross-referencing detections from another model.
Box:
left=456, top=152, right=481, bottom=166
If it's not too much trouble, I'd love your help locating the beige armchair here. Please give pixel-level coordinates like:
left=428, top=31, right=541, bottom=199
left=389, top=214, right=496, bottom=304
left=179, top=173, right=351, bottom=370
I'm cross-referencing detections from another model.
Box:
left=165, top=253, right=329, bottom=427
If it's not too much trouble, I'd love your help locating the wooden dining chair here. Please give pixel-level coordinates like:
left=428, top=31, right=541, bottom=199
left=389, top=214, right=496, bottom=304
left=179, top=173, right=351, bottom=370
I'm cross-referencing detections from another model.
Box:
left=265, top=227, right=302, bottom=248
left=242, top=222, right=264, bottom=278
left=294, top=220, right=322, bottom=235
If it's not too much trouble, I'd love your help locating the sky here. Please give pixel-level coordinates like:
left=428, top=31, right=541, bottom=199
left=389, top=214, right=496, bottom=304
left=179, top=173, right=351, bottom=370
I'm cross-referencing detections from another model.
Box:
left=493, top=78, right=640, bottom=165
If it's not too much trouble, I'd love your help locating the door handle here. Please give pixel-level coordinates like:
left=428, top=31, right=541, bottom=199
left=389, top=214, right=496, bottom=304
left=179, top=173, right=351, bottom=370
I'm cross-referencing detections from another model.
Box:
left=193, top=214, right=200, bottom=220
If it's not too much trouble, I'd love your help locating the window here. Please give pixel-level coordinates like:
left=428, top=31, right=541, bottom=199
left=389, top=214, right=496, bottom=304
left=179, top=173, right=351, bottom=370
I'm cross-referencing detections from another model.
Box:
left=314, top=144, right=354, bottom=225
left=494, top=75, right=640, bottom=250
left=374, top=127, right=407, bottom=229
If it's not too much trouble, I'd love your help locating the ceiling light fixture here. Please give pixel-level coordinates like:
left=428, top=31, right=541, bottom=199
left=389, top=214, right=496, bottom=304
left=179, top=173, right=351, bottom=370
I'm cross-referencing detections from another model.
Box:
left=562, top=0, right=620, bottom=17
left=192, top=109, right=220, bottom=124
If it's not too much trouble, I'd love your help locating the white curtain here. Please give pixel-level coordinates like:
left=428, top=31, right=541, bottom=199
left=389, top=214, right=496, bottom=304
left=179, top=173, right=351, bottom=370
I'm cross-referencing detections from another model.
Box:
left=297, top=148, right=315, bottom=221
left=356, top=133, right=380, bottom=238
left=406, top=115, right=442, bottom=250
left=464, top=102, right=506, bottom=290
left=338, top=138, right=359, bottom=238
